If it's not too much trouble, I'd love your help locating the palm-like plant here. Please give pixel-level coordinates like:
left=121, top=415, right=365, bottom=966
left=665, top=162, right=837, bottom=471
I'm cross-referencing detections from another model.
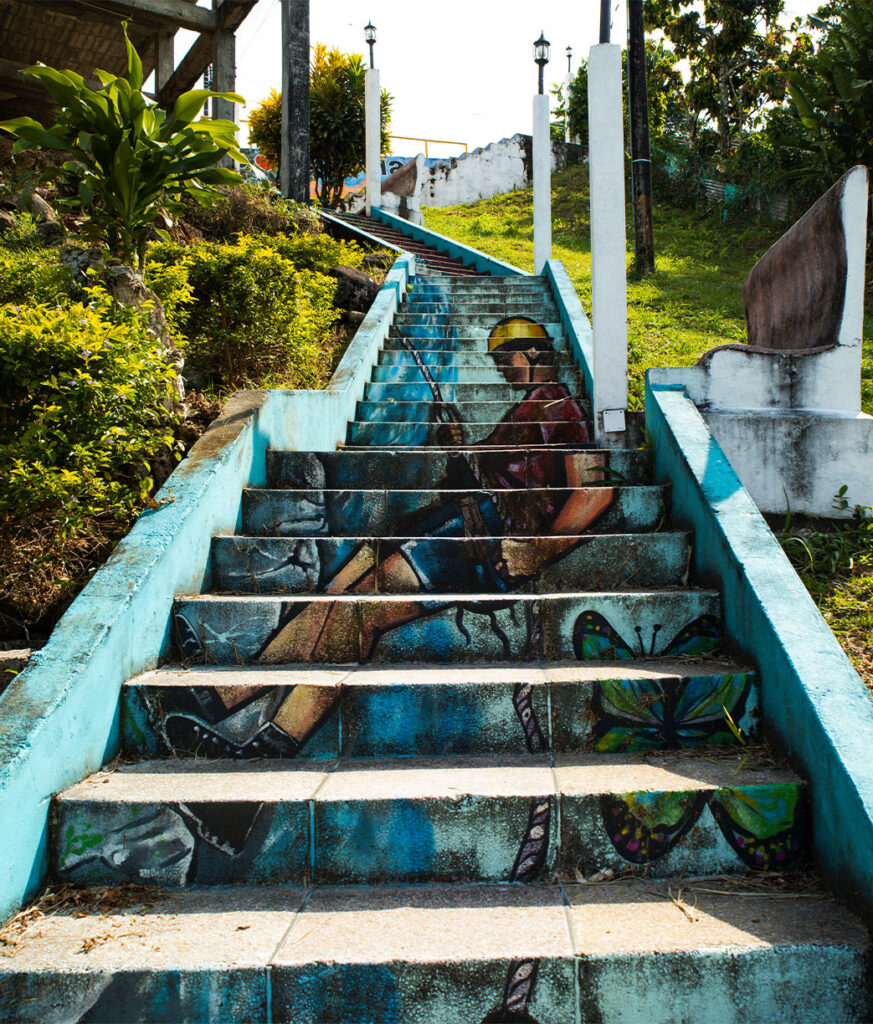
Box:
left=0, top=24, right=245, bottom=269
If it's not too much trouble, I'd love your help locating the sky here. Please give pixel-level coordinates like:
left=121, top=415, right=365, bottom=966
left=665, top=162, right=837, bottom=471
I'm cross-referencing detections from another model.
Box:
left=176, top=0, right=825, bottom=155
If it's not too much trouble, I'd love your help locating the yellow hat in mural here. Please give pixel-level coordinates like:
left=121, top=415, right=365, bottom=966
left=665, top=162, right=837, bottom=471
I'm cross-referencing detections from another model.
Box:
left=488, top=317, right=549, bottom=351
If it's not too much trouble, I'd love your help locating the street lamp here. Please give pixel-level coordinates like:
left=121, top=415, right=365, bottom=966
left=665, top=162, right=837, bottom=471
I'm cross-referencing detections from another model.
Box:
left=566, top=44, right=572, bottom=74
left=533, top=31, right=550, bottom=95
left=364, top=21, right=376, bottom=69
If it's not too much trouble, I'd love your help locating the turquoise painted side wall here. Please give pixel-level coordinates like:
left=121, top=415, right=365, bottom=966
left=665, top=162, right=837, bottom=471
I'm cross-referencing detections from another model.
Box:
left=0, top=254, right=415, bottom=924
left=369, top=208, right=527, bottom=278
left=543, top=259, right=594, bottom=399
left=646, top=377, right=873, bottom=921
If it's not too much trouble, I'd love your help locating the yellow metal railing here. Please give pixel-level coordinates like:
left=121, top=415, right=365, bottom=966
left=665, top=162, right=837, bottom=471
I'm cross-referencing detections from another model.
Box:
left=388, top=135, right=468, bottom=158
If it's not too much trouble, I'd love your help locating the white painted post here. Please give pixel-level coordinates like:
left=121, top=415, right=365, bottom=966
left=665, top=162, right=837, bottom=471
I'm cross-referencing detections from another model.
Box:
left=564, top=73, right=572, bottom=143
left=365, top=68, right=381, bottom=216
left=588, top=44, right=628, bottom=441
left=532, top=92, right=551, bottom=274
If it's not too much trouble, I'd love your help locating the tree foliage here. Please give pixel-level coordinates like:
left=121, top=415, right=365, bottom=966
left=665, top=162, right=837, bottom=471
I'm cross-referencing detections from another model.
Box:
left=564, top=42, right=685, bottom=147
left=780, top=0, right=873, bottom=187
left=247, top=87, right=282, bottom=170
left=644, top=0, right=789, bottom=153
left=0, top=23, right=245, bottom=269
left=310, top=44, right=392, bottom=208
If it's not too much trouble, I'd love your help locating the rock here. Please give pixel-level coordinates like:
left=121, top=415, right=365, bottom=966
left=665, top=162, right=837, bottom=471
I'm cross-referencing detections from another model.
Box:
left=0, top=209, right=15, bottom=233
left=345, top=310, right=366, bottom=330
left=0, top=649, right=31, bottom=694
left=362, top=252, right=391, bottom=271
left=104, top=264, right=185, bottom=402
left=16, top=191, right=63, bottom=241
left=329, top=264, right=380, bottom=313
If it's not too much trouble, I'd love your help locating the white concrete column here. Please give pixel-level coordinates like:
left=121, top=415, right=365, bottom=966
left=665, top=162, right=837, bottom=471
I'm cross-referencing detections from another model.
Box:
left=564, top=74, right=572, bottom=143
left=532, top=92, right=551, bottom=274
left=588, top=43, right=628, bottom=441
left=365, top=68, right=381, bottom=216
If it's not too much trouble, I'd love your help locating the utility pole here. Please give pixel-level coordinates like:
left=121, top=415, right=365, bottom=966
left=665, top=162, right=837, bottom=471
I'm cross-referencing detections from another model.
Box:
left=627, top=0, right=655, bottom=272
left=599, top=0, right=611, bottom=43
left=280, top=0, right=310, bottom=203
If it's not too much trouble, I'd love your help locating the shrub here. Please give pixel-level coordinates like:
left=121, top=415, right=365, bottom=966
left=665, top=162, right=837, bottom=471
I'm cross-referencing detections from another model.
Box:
left=147, top=235, right=339, bottom=389
left=0, top=296, right=178, bottom=532
left=180, top=182, right=320, bottom=240
left=0, top=245, right=73, bottom=304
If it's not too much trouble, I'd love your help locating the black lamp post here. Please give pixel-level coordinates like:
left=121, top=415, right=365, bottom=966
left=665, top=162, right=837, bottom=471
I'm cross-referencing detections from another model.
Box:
left=533, top=31, right=550, bottom=95
left=566, top=44, right=572, bottom=75
left=364, top=21, right=376, bottom=69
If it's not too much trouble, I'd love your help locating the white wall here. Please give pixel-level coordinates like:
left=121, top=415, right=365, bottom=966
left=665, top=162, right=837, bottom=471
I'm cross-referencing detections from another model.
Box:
left=420, top=135, right=582, bottom=208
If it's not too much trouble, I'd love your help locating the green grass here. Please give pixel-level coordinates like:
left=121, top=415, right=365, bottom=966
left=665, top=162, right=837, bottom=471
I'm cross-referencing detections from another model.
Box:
left=424, top=164, right=873, bottom=413
left=424, top=165, right=873, bottom=692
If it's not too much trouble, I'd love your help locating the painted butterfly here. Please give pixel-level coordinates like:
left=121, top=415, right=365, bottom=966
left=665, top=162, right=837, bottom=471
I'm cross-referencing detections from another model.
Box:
left=573, top=610, right=722, bottom=661
left=591, top=672, right=755, bottom=752
left=709, top=785, right=808, bottom=870
left=600, top=789, right=710, bottom=863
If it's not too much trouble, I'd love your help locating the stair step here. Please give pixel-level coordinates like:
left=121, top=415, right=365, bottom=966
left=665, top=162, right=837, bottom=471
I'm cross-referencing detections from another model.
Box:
left=240, top=485, right=666, bottom=538
left=356, top=399, right=591, bottom=423
left=172, top=590, right=721, bottom=664
left=4, top=879, right=865, bottom=1024
left=377, top=350, right=562, bottom=366
left=345, top=420, right=591, bottom=447
left=362, top=381, right=581, bottom=402
left=123, top=660, right=759, bottom=760
left=52, top=752, right=804, bottom=887
left=404, top=303, right=560, bottom=317
left=384, top=337, right=559, bottom=352
left=395, top=314, right=566, bottom=329
left=368, top=365, right=575, bottom=386
left=210, top=532, right=690, bottom=595
left=265, top=448, right=651, bottom=491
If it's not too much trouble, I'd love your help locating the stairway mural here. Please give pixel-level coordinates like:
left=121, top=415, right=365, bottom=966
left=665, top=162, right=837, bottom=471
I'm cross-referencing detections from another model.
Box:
left=2, top=271, right=867, bottom=1024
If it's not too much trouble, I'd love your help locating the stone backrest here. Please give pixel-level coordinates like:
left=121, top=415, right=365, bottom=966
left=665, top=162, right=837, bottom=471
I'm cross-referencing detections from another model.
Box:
left=742, top=165, right=868, bottom=351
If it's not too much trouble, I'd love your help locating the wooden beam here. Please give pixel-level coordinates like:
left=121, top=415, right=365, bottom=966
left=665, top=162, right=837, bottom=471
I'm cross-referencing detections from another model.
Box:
left=155, top=26, right=175, bottom=91
left=28, top=0, right=217, bottom=33
left=157, top=0, right=257, bottom=109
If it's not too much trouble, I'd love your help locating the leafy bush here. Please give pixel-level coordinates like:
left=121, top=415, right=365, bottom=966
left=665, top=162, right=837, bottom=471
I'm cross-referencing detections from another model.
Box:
left=180, top=182, right=320, bottom=240
left=148, top=235, right=341, bottom=389
left=0, top=296, right=177, bottom=530
left=266, top=231, right=366, bottom=274
left=0, top=246, right=73, bottom=304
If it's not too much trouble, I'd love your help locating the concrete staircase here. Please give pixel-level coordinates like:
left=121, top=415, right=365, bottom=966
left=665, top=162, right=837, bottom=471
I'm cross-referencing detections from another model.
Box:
left=1, top=275, right=869, bottom=1023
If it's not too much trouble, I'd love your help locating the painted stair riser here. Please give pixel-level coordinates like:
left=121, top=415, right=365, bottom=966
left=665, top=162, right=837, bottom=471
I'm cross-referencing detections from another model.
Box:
left=210, top=533, right=690, bottom=595
left=122, top=669, right=759, bottom=760
left=367, top=366, right=577, bottom=387
left=172, top=592, right=722, bottom=665
left=52, top=779, right=806, bottom=888
left=5, top=883, right=867, bottom=1024
left=279, top=946, right=867, bottom=1024
left=395, top=324, right=565, bottom=341
left=383, top=338, right=563, bottom=353
left=377, top=351, right=563, bottom=367
left=356, top=400, right=592, bottom=424
left=404, top=304, right=561, bottom=318
left=362, top=381, right=581, bottom=403
left=240, top=486, right=667, bottom=539
left=265, top=449, right=651, bottom=490
left=345, top=420, right=591, bottom=447
left=395, top=315, right=566, bottom=329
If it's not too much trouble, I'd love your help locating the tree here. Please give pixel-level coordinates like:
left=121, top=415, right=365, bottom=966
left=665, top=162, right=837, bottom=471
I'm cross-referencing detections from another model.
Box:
left=644, top=0, right=789, bottom=154
left=309, top=44, right=392, bottom=209
left=0, top=24, right=244, bottom=270
left=780, top=0, right=873, bottom=187
left=564, top=43, right=684, bottom=147
left=247, top=87, right=282, bottom=170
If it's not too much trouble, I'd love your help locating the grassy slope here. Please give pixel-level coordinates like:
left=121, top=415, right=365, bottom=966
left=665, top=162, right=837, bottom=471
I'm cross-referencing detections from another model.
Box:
left=424, top=165, right=873, bottom=691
